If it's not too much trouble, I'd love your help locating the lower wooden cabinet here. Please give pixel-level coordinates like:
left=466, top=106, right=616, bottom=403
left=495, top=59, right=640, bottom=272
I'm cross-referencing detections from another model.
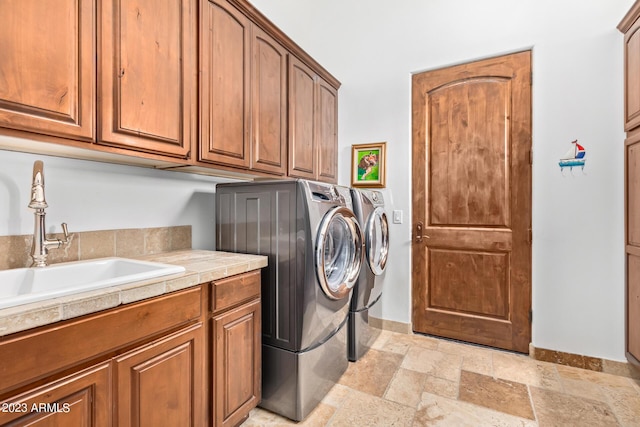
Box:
left=210, top=270, right=261, bottom=427
left=0, top=270, right=263, bottom=427
left=213, top=299, right=261, bottom=427
left=115, top=323, right=205, bottom=427
left=0, top=363, right=111, bottom=426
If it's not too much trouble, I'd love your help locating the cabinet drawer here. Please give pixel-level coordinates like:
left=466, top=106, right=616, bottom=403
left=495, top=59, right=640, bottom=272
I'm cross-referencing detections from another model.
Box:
left=0, top=286, right=202, bottom=395
left=210, top=270, right=260, bottom=313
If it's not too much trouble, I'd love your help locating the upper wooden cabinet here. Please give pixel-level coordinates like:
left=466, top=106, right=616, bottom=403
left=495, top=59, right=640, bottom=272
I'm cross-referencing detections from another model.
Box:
left=0, top=0, right=95, bottom=141
left=0, top=0, right=338, bottom=180
left=288, top=57, right=338, bottom=183
left=288, top=57, right=317, bottom=180
left=622, top=7, right=640, bottom=131
left=0, top=0, right=196, bottom=159
left=251, top=26, right=288, bottom=175
left=316, top=79, right=338, bottom=183
left=200, top=0, right=252, bottom=168
left=99, top=0, right=197, bottom=158
left=200, top=0, right=287, bottom=175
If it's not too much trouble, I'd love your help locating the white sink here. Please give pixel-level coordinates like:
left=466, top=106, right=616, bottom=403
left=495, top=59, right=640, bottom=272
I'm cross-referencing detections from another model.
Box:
left=0, top=258, right=186, bottom=309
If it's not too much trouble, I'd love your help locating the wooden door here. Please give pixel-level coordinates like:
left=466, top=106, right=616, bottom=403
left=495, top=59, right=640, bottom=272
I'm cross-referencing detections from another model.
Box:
left=0, top=0, right=95, bottom=141
left=0, top=363, right=110, bottom=426
left=99, top=0, right=196, bottom=158
left=316, top=78, right=338, bottom=183
left=288, top=57, right=317, bottom=180
left=200, top=0, right=251, bottom=167
left=212, top=299, right=261, bottom=427
left=251, top=26, right=288, bottom=175
left=114, top=323, right=205, bottom=426
left=411, top=51, right=532, bottom=353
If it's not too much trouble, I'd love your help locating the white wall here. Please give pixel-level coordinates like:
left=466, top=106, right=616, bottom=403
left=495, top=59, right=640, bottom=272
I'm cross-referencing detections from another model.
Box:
left=251, top=0, right=633, bottom=361
left=0, top=147, right=225, bottom=250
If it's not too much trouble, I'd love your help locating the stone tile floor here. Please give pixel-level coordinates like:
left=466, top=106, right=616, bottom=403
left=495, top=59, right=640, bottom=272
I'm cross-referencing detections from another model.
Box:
left=242, top=330, right=640, bottom=426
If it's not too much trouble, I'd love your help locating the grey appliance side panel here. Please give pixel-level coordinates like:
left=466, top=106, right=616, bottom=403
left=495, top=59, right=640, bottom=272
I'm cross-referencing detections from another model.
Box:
left=272, top=186, right=299, bottom=349
left=216, top=182, right=300, bottom=351
left=232, top=191, right=272, bottom=255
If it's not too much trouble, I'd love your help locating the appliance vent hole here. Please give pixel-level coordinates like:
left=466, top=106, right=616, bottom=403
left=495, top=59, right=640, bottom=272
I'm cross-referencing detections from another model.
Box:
left=312, top=192, right=330, bottom=201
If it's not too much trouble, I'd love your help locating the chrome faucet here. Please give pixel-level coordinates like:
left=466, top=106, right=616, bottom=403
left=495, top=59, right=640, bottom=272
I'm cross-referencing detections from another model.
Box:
left=28, top=161, right=71, bottom=267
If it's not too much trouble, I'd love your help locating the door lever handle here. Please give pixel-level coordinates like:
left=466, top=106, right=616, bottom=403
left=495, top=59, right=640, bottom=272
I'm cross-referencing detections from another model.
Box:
left=415, top=222, right=430, bottom=242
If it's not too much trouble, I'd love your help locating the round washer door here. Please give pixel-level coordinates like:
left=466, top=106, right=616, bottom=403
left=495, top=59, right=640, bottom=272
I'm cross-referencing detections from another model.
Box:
left=365, top=207, right=389, bottom=275
left=315, top=206, right=363, bottom=300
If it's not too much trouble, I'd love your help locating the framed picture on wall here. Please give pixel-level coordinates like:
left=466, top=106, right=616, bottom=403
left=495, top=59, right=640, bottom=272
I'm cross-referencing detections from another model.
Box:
left=351, top=142, right=387, bottom=188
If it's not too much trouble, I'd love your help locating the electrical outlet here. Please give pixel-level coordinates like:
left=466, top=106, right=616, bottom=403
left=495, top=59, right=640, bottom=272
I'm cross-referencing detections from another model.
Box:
left=392, top=210, right=403, bottom=224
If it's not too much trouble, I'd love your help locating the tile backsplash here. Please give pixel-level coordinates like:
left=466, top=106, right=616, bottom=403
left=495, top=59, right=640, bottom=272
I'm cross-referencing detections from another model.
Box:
left=0, top=225, right=191, bottom=270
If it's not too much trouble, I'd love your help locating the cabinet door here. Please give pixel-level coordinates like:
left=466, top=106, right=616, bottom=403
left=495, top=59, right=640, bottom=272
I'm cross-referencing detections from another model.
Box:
left=316, top=78, right=338, bottom=183
left=99, top=0, right=196, bottom=158
left=0, top=0, right=95, bottom=140
left=0, top=363, right=110, bottom=426
left=627, top=132, right=640, bottom=364
left=625, top=18, right=640, bottom=131
left=251, top=27, right=288, bottom=175
left=115, top=323, right=205, bottom=427
left=212, top=299, right=261, bottom=427
left=200, top=0, right=251, bottom=167
left=288, top=57, right=317, bottom=180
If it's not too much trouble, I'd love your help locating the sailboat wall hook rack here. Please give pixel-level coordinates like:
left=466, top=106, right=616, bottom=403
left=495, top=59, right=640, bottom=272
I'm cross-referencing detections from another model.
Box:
left=559, top=139, right=586, bottom=176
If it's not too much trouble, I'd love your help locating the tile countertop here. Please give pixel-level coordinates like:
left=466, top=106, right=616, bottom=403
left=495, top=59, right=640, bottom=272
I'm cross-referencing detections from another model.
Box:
left=0, top=250, right=268, bottom=338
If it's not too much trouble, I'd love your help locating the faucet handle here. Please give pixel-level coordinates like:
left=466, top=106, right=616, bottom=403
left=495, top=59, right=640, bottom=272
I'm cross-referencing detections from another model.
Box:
left=60, top=222, right=71, bottom=244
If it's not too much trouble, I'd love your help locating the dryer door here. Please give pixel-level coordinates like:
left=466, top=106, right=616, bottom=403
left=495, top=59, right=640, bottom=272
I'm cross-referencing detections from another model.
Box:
left=315, top=206, right=363, bottom=300
left=365, top=207, right=389, bottom=275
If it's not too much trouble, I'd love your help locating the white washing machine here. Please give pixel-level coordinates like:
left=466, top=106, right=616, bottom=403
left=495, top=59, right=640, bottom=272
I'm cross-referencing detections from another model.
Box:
left=349, top=188, right=390, bottom=361
left=216, top=179, right=363, bottom=421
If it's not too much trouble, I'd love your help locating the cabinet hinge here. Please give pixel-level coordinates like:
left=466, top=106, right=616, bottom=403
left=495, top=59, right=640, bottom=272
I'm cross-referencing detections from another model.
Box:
left=527, top=228, right=532, bottom=244
left=528, top=148, right=533, bottom=165
left=529, top=310, right=532, bottom=323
